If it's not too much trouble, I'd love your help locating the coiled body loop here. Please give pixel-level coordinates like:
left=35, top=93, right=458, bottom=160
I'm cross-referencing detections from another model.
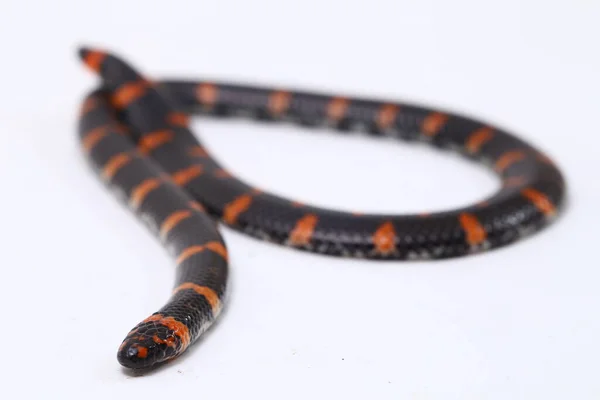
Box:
left=77, top=47, right=565, bottom=369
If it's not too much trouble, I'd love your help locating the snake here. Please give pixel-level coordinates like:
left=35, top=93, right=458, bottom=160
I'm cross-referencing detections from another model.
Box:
left=76, top=47, right=566, bottom=369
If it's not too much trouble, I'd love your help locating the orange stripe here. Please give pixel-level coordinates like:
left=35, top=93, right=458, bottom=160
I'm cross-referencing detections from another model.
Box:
left=176, top=241, right=227, bottom=264
left=327, top=97, right=349, bottom=121
left=143, top=314, right=164, bottom=323
left=204, top=242, right=228, bottom=260
left=167, top=112, right=190, bottom=127
left=171, top=165, right=203, bottom=186
left=521, top=188, right=556, bottom=217
left=214, top=169, right=231, bottom=178
left=176, top=246, right=205, bottom=265
left=372, top=222, right=397, bottom=255
left=196, top=83, right=218, bottom=105
left=223, top=194, right=253, bottom=224
left=376, top=104, right=399, bottom=129
left=160, top=210, right=192, bottom=239
left=188, top=146, right=208, bottom=157
left=111, top=81, right=150, bottom=109
left=189, top=201, right=206, bottom=212
left=268, top=91, right=292, bottom=115
left=495, top=151, right=526, bottom=172
left=173, top=283, right=221, bottom=313
left=131, top=313, right=191, bottom=349
left=130, top=178, right=161, bottom=209
left=421, top=112, right=449, bottom=137
left=288, top=214, right=318, bottom=246
left=82, top=125, right=109, bottom=152
left=465, top=127, right=494, bottom=153
left=114, top=122, right=129, bottom=135
left=138, top=130, right=175, bottom=154
left=80, top=97, right=98, bottom=116
left=83, top=50, right=106, bottom=73
left=458, top=213, right=487, bottom=246
left=102, top=152, right=132, bottom=180
left=156, top=316, right=191, bottom=348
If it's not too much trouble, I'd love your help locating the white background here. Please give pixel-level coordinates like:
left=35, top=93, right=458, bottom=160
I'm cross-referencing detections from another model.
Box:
left=1, top=1, right=598, bottom=398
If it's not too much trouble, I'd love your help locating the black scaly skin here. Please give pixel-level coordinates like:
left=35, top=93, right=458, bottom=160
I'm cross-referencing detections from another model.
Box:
left=76, top=47, right=566, bottom=369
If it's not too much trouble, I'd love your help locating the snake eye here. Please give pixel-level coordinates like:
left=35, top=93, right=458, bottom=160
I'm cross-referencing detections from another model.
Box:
left=117, top=341, right=154, bottom=369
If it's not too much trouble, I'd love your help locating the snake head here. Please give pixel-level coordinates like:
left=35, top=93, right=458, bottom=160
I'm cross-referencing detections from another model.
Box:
left=117, top=314, right=190, bottom=369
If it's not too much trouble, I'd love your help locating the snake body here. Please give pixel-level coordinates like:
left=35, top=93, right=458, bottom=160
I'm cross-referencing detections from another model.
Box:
left=76, top=47, right=566, bottom=369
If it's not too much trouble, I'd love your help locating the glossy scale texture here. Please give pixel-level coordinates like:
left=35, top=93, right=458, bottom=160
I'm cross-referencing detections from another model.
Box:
left=76, top=47, right=566, bottom=369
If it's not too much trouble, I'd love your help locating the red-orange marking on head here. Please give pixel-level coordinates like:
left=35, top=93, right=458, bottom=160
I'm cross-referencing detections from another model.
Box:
left=102, top=152, right=132, bottom=180
left=158, top=317, right=191, bottom=348
left=173, top=283, right=221, bottom=313
left=268, top=91, right=292, bottom=115
left=160, top=210, right=192, bottom=239
left=171, top=165, right=203, bottom=186
left=421, top=112, right=449, bottom=137
left=458, top=213, right=487, bottom=246
left=130, top=178, right=161, bottom=209
left=111, top=81, right=150, bottom=109
left=495, top=151, right=527, bottom=172
left=153, top=335, right=176, bottom=347
left=327, top=97, right=349, bottom=121
left=135, top=345, right=148, bottom=359
left=83, top=50, right=106, bottom=73
left=137, top=315, right=190, bottom=349
left=196, top=83, right=218, bottom=105
left=82, top=125, right=109, bottom=152
left=167, top=112, right=190, bottom=127
left=138, top=130, right=175, bottom=154
left=372, top=222, right=397, bottom=255
left=288, top=214, right=318, bottom=246
left=143, top=314, right=164, bottom=323
left=521, top=188, right=556, bottom=217
left=188, top=146, right=208, bottom=157
left=465, top=127, right=494, bottom=153
left=119, top=335, right=150, bottom=350
left=189, top=201, right=206, bottom=212
left=223, top=194, right=253, bottom=224
left=376, top=104, right=399, bottom=129
left=291, top=201, right=305, bottom=208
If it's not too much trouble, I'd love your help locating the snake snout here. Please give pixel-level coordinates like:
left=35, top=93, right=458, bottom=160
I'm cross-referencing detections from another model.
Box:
left=117, top=327, right=183, bottom=369
left=117, top=339, right=158, bottom=369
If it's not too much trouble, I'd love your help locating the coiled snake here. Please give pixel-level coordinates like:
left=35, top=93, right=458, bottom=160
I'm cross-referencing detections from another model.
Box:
left=76, top=47, right=566, bottom=369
